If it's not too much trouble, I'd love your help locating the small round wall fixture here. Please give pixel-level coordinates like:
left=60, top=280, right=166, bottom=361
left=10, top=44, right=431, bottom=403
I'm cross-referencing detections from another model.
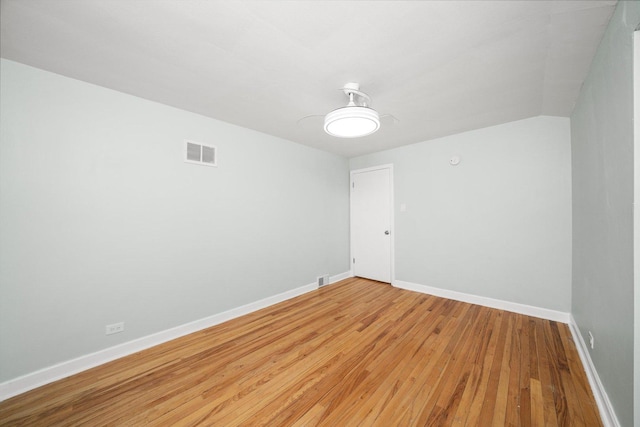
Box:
left=449, top=155, right=461, bottom=166
left=324, top=106, right=380, bottom=138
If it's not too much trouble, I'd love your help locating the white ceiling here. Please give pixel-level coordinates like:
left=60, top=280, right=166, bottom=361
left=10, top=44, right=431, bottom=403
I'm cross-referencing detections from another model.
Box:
left=0, top=0, right=617, bottom=158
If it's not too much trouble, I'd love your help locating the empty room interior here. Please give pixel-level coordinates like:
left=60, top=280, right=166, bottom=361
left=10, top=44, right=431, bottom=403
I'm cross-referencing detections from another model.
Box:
left=1, top=0, right=639, bottom=425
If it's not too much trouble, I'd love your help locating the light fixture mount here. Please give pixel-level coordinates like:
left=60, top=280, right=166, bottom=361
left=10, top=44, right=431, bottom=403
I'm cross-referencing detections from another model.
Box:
left=324, top=83, right=380, bottom=138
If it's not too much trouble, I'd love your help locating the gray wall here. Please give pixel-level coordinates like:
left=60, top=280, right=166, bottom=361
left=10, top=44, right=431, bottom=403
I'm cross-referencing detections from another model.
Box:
left=0, top=59, right=350, bottom=382
left=350, top=116, right=572, bottom=312
left=636, top=27, right=640, bottom=427
left=570, top=2, right=640, bottom=426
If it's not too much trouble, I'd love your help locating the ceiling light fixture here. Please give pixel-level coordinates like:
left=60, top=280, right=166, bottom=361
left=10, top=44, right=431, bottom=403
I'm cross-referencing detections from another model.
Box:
left=324, top=83, right=380, bottom=138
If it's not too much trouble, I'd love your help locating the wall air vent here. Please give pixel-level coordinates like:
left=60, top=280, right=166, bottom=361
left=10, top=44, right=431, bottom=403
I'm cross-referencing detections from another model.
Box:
left=317, top=274, right=331, bottom=287
left=184, top=140, right=217, bottom=167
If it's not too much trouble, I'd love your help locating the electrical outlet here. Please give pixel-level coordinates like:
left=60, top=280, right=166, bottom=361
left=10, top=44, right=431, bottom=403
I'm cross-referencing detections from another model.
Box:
left=106, top=322, right=125, bottom=335
left=588, top=331, right=594, bottom=349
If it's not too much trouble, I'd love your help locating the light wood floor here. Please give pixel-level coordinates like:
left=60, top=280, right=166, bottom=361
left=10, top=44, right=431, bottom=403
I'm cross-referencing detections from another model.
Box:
left=0, top=278, right=601, bottom=426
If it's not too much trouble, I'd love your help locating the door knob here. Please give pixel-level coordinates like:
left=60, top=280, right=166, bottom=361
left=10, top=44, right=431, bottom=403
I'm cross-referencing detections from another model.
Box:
left=384, top=230, right=390, bottom=235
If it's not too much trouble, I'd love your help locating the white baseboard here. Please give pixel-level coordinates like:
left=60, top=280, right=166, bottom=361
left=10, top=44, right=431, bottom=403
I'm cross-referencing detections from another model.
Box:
left=0, top=281, right=320, bottom=402
left=568, top=315, right=620, bottom=427
left=393, top=280, right=570, bottom=323
left=330, top=270, right=353, bottom=284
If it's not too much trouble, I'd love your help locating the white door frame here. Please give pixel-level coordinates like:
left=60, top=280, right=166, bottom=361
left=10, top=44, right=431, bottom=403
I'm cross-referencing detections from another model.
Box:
left=350, top=164, right=395, bottom=284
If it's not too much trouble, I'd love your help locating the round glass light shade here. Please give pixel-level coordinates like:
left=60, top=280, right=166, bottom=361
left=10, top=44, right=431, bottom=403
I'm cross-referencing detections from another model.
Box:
left=324, top=106, right=380, bottom=138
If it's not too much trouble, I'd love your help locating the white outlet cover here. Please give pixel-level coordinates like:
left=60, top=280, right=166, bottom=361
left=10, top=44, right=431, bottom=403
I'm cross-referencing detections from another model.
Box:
left=106, top=322, right=125, bottom=335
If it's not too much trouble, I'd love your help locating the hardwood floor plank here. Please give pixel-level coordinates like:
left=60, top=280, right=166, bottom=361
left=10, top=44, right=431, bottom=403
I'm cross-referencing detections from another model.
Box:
left=427, top=308, right=495, bottom=426
left=0, top=278, right=602, bottom=426
left=503, top=314, right=523, bottom=427
left=319, top=297, right=447, bottom=425
left=533, top=317, right=559, bottom=427
left=543, top=319, right=570, bottom=426
left=414, top=305, right=482, bottom=425
left=557, top=323, right=603, bottom=427
left=390, top=304, right=474, bottom=424
left=530, top=378, right=545, bottom=426
left=460, top=310, right=503, bottom=427
left=518, top=313, right=532, bottom=427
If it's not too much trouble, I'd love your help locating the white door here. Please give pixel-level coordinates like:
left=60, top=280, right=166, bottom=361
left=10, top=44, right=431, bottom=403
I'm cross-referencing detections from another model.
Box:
left=351, top=166, right=392, bottom=283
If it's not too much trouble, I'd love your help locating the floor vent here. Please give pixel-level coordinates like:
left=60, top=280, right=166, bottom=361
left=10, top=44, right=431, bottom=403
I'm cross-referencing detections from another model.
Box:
left=317, top=274, right=331, bottom=287
left=184, top=140, right=217, bottom=167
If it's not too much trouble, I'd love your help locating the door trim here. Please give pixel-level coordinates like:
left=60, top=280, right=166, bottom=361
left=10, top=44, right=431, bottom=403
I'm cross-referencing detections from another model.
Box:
left=350, top=164, right=394, bottom=284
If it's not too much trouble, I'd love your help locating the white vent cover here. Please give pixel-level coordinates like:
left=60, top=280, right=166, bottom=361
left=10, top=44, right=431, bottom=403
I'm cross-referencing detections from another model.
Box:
left=317, top=274, right=330, bottom=287
left=184, top=140, right=217, bottom=167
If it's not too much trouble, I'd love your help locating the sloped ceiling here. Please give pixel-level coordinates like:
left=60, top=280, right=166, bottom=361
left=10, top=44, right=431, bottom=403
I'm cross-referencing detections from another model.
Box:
left=0, top=0, right=617, bottom=157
